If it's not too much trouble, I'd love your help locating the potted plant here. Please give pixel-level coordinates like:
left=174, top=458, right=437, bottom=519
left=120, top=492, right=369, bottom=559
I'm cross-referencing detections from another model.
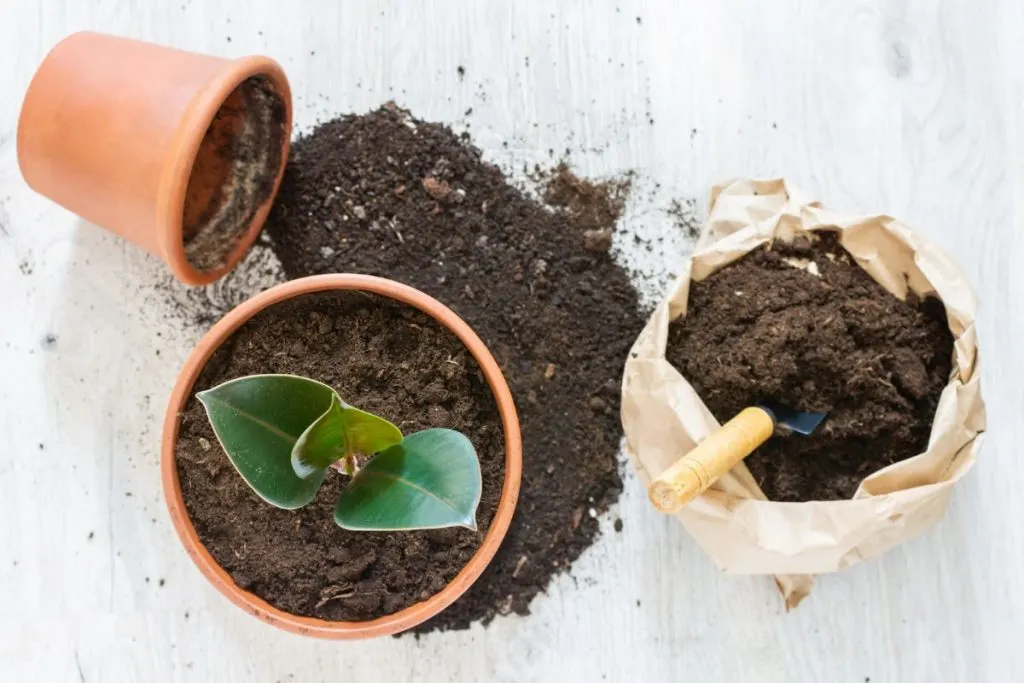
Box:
left=162, top=274, right=521, bottom=638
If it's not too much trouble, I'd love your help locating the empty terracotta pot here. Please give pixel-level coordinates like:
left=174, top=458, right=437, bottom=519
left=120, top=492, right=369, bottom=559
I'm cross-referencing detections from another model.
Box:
left=18, top=31, right=292, bottom=285
left=162, top=274, right=523, bottom=638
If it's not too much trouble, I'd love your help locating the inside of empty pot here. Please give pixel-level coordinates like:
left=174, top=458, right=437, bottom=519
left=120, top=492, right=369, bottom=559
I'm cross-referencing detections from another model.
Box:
left=181, top=75, right=287, bottom=272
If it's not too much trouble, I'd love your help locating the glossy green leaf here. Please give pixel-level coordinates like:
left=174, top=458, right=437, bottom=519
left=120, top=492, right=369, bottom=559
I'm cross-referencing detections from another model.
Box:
left=291, top=395, right=403, bottom=479
left=196, top=374, right=335, bottom=509
left=291, top=393, right=348, bottom=478
left=334, top=428, right=482, bottom=531
left=341, top=403, right=405, bottom=454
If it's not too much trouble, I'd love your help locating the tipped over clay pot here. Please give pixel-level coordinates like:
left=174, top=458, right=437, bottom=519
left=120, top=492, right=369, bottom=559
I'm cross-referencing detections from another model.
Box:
left=162, top=274, right=523, bottom=638
left=17, top=31, right=292, bottom=285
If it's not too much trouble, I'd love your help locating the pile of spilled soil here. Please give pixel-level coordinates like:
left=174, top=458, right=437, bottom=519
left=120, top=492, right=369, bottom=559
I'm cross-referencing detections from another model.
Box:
left=666, top=233, right=953, bottom=501
left=266, top=104, right=642, bottom=631
left=175, top=291, right=505, bottom=621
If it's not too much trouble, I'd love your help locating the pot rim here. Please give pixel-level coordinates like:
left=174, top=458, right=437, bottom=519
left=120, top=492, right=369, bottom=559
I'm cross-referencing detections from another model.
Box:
left=161, top=274, right=522, bottom=639
left=155, top=54, right=293, bottom=286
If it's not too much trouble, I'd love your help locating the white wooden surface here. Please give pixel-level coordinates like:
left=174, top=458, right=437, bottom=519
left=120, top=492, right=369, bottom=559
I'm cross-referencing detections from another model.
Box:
left=1, top=1, right=1022, bottom=681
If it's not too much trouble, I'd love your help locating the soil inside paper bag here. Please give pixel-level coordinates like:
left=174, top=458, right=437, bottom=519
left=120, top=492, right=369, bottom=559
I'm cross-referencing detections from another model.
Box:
left=666, top=233, right=953, bottom=501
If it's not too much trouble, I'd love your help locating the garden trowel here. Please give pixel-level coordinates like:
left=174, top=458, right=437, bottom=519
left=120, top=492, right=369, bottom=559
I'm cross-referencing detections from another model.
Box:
left=647, top=402, right=826, bottom=513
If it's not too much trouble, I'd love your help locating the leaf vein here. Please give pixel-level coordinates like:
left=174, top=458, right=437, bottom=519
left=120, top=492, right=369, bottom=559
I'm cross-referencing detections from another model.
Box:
left=357, top=470, right=464, bottom=513
left=201, top=394, right=300, bottom=444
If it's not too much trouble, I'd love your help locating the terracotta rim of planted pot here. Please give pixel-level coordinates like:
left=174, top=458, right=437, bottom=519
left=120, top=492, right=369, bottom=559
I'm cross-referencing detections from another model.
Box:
left=161, top=274, right=522, bottom=639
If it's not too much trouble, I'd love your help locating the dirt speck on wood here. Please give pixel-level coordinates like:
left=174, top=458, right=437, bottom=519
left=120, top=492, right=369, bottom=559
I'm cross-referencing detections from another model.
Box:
left=667, top=197, right=701, bottom=240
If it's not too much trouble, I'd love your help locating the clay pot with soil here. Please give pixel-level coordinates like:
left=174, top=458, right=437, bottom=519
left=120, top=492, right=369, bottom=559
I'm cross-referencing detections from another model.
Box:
left=18, top=31, right=292, bottom=285
left=162, top=274, right=521, bottom=638
left=622, top=178, right=985, bottom=607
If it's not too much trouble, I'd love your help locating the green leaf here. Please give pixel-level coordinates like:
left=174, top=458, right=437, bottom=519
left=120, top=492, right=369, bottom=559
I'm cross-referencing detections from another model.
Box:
left=196, top=374, right=335, bottom=509
left=340, top=402, right=405, bottom=454
left=334, top=428, right=482, bottom=531
left=291, top=393, right=347, bottom=478
left=291, top=395, right=403, bottom=479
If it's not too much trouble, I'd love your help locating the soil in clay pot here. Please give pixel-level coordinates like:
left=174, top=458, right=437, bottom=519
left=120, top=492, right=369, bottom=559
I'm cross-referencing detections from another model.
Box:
left=175, top=291, right=505, bottom=621
left=665, top=232, right=954, bottom=502
left=265, top=104, right=643, bottom=631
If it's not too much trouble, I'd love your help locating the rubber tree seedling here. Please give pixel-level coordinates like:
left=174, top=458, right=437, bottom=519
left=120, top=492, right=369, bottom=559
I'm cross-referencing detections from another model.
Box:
left=196, top=374, right=482, bottom=531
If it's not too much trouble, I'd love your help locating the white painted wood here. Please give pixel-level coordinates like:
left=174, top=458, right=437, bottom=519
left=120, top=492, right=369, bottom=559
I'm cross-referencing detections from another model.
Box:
left=1, top=0, right=1022, bottom=680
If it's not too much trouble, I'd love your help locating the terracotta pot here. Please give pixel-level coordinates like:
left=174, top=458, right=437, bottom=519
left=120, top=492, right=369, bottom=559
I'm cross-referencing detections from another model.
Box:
left=161, top=274, right=522, bottom=638
left=17, top=31, right=292, bottom=285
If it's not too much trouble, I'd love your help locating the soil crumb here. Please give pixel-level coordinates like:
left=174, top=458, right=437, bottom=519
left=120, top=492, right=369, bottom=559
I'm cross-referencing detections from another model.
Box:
left=175, top=291, right=504, bottom=621
left=266, top=103, right=643, bottom=631
left=667, top=197, right=701, bottom=240
left=665, top=233, right=953, bottom=501
left=542, top=162, right=631, bottom=253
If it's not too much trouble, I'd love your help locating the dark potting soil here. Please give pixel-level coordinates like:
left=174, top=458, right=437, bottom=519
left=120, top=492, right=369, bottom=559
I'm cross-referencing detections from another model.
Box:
left=174, top=291, right=505, bottom=621
left=542, top=162, right=631, bottom=253
left=666, top=233, right=954, bottom=502
left=265, top=104, right=643, bottom=631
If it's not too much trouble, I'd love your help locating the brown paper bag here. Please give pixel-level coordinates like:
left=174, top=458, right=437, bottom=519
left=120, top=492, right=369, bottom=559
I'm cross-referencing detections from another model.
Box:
left=621, top=178, right=985, bottom=607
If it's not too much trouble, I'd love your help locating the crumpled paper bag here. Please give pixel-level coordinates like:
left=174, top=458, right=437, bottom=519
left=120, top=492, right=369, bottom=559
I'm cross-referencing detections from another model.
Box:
left=621, top=178, right=985, bottom=607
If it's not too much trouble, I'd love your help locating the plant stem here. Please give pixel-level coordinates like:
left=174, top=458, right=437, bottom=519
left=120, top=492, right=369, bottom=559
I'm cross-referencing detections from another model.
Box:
left=329, top=454, right=358, bottom=476
left=339, top=453, right=359, bottom=476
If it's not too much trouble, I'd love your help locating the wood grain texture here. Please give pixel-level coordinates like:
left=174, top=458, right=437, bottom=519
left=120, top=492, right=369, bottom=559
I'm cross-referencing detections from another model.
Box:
left=1, top=1, right=1022, bottom=681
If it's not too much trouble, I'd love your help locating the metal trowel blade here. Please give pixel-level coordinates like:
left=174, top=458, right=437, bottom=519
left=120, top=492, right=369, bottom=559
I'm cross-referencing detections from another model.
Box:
left=759, top=401, right=827, bottom=435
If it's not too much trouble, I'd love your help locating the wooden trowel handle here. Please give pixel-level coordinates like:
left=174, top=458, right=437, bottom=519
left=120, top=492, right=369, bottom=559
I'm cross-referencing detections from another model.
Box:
left=648, top=407, right=775, bottom=513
